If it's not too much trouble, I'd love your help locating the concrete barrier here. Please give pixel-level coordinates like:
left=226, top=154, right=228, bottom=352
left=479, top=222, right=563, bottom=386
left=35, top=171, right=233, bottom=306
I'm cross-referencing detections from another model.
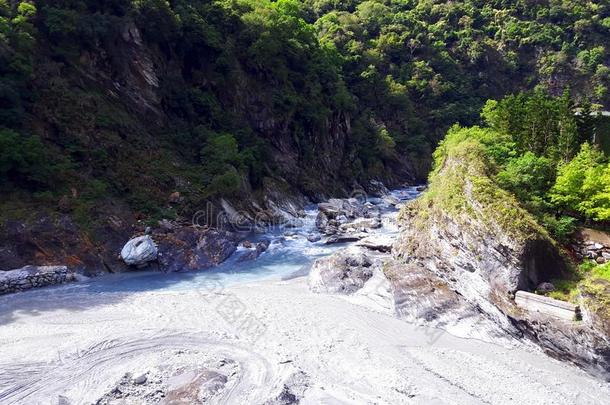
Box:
left=515, top=290, right=580, bottom=321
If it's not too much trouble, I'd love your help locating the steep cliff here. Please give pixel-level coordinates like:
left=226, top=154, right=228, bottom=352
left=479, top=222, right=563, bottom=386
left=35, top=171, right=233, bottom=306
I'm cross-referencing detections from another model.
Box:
left=0, top=1, right=422, bottom=272
left=394, top=132, right=610, bottom=378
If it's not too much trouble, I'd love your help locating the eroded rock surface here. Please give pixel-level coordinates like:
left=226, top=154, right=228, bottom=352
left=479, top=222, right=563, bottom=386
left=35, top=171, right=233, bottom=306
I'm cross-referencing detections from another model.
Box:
left=156, top=228, right=237, bottom=273
left=392, top=140, right=610, bottom=378
left=120, top=235, right=158, bottom=267
left=309, top=248, right=374, bottom=294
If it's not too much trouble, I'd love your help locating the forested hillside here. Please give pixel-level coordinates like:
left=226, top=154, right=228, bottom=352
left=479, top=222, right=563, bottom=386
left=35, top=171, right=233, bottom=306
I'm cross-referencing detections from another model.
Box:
left=1, top=0, right=609, bottom=224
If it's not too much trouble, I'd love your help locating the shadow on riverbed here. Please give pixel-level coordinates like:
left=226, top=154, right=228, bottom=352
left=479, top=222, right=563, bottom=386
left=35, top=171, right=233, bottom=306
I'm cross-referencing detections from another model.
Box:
left=0, top=187, right=420, bottom=326
left=0, top=242, right=323, bottom=326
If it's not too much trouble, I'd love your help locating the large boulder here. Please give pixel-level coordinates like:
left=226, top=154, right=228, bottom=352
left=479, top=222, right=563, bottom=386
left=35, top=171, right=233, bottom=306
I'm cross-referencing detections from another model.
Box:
left=309, top=248, right=374, bottom=294
left=120, top=235, right=158, bottom=267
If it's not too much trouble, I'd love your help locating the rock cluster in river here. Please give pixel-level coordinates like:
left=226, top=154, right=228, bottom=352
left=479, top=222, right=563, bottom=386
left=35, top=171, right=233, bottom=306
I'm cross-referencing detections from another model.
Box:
left=309, top=248, right=374, bottom=294
left=316, top=198, right=383, bottom=244
left=0, top=265, right=74, bottom=295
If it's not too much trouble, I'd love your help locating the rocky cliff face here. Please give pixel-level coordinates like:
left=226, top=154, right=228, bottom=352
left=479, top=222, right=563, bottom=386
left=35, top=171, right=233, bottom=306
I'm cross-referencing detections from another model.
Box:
left=1, top=9, right=418, bottom=275
left=393, top=138, right=610, bottom=378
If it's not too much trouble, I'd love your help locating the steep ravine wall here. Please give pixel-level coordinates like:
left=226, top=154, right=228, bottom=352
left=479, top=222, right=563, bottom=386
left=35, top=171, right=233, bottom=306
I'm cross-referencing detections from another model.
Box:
left=393, top=137, right=610, bottom=378
left=1, top=18, right=419, bottom=275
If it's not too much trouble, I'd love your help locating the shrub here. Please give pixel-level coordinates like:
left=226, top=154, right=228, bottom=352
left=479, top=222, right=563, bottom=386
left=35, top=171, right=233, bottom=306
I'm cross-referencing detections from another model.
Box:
left=0, top=129, right=58, bottom=188
left=549, top=143, right=610, bottom=221
left=541, top=215, right=578, bottom=242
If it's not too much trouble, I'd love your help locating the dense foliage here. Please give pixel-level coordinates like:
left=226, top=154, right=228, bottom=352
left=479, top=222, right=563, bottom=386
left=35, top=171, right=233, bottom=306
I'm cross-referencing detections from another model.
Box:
left=0, top=0, right=609, bottom=221
left=436, top=90, right=610, bottom=245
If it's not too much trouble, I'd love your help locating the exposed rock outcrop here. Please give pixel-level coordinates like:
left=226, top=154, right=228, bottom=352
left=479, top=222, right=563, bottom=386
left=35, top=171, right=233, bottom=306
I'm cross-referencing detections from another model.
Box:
left=155, top=228, right=237, bottom=273
left=0, top=205, right=134, bottom=275
left=393, top=136, right=610, bottom=378
left=309, top=248, right=374, bottom=294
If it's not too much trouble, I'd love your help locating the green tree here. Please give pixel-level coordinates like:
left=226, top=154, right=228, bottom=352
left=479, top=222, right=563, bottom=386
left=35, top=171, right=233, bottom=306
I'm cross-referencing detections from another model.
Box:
left=549, top=143, right=607, bottom=219
left=496, top=152, right=555, bottom=212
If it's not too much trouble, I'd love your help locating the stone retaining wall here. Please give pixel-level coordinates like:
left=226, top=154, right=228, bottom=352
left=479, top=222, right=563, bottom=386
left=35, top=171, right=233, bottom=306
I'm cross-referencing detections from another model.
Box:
left=0, top=266, right=74, bottom=295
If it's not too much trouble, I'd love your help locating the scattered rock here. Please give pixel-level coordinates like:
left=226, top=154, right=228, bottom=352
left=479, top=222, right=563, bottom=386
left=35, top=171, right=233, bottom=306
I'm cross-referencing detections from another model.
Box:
left=242, top=240, right=253, bottom=249
left=134, top=373, right=148, bottom=385
left=536, top=282, right=556, bottom=294
left=238, top=239, right=270, bottom=262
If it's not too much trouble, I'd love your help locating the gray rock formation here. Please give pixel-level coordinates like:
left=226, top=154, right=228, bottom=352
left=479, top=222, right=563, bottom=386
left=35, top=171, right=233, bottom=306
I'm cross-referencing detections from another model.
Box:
left=309, top=248, right=374, bottom=294
left=120, top=235, right=158, bottom=267
left=392, top=140, right=610, bottom=378
left=156, top=228, right=237, bottom=272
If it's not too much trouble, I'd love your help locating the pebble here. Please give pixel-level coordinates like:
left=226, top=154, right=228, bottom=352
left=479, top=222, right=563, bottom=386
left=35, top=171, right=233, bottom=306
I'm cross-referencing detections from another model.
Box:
left=134, top=374, right=148, bottom=385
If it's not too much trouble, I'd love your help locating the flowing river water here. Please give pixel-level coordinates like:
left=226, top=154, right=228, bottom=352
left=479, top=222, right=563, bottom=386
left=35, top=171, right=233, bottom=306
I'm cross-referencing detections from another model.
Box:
left=0, top=187, right=419, bottom=302
left=1, top=187, right=610, bottom=405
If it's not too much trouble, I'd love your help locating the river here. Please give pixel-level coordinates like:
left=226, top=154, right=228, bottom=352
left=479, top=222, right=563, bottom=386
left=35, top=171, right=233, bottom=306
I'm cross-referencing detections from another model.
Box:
left=1, top=186, right=609, bottom=404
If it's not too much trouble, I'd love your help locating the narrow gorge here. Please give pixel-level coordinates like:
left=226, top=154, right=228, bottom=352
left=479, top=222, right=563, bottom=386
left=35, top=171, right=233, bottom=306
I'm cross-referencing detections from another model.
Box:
left=2, top=0, right=610, bottom=404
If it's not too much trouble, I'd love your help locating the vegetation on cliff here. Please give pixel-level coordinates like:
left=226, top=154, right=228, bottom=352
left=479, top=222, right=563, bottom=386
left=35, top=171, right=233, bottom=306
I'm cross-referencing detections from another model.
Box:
left=419, top=90, right=610, bottom=314
left=406, top=123, right=551, bottom=244
left=1, top=0, right=609, bottom=228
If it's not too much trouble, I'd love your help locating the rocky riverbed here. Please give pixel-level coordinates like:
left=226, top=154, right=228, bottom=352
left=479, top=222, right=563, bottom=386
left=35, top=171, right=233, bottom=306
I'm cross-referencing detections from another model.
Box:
left=1, top=186, right=610, bottom=404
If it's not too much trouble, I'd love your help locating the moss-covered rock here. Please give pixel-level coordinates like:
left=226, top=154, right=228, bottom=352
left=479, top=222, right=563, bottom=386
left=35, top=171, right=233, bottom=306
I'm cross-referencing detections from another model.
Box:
left=396, top=129, right=567, bottom=313
left=394, top=128, right=610, bottom=378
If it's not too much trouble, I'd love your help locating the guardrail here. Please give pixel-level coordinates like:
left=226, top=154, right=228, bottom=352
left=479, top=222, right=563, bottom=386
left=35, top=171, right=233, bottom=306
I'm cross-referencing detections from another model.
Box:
left=515, top=290, right=580, bottom=321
